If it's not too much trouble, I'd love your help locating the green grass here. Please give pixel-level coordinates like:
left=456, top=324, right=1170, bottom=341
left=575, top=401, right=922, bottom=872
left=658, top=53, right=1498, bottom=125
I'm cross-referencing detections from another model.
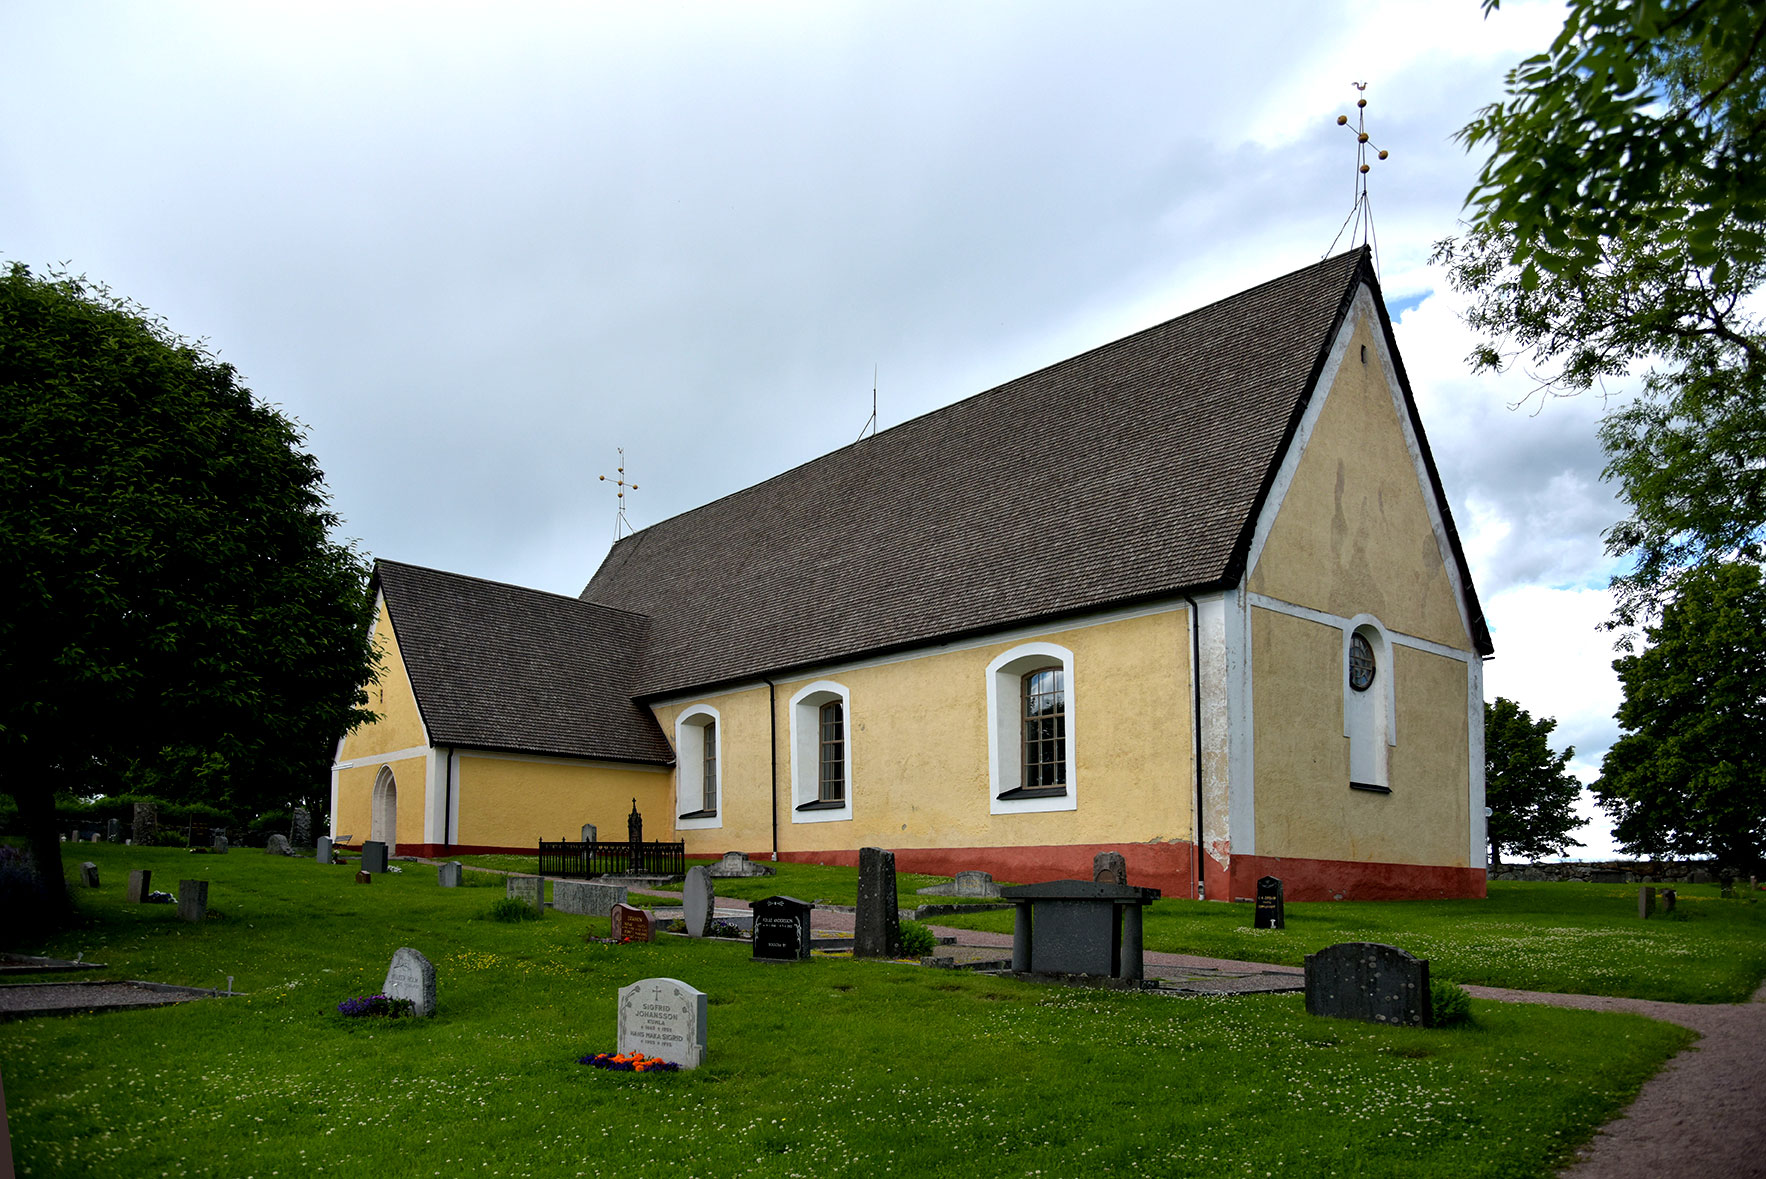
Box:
left=0, top=846, right=1710, bottom=1177
left=933, top=881, right=1766, bottom=1003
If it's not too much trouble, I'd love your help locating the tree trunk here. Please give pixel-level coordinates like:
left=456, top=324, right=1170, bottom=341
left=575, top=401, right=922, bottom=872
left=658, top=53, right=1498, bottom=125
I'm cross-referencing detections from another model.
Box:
left=9, top=781, right=71, bottom=920
left=1489, top=843, right=1503, bottom=871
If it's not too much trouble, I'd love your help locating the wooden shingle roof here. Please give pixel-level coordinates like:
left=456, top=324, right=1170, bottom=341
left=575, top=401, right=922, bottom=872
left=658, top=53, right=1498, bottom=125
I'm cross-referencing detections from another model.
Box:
left=582, top=248, right=1490, bottom=699
left=374, top=560, right=673, bottom=765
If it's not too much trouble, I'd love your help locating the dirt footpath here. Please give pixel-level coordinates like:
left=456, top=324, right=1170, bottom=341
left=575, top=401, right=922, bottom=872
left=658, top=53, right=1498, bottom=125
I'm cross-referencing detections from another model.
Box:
left=1464, top=981, right=1766, bottom=1179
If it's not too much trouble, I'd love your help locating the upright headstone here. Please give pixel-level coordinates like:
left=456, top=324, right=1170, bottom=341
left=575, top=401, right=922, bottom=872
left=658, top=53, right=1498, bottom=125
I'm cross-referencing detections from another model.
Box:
left=1092, top=851, right=1129, bottom=886
left=437, top=861, right=463, bottom=887
left=132, top=801, right=158, bottom=847
left=506, top=875, right=544, bottom=913
left=126, top=869, right=151, bottom=904
left=855, top=846, right=902, bottom=958
left=383, top=947, right=437, bottom=1017
left=360, top=840, right=388, bottom=874
left=708, top=851, right=776, bottom=878
left=177, top=879, right=209, bottom=923
left=627, top=799, right=645, bottom=874
left=1304, top=942, right=1430, bottom=1026
left=580, top=822, right=598, bottom=843
left=291, top=807, right=313, bottom=849
left=1662, top=888, right=1678, bottom=913
left=211, top=834, right=229, bottom=854
left=617, top=977, right=707, bottom=1068
left=555, top=879, right=627, bottom=920
left=1689, top=869, right=1714, bottom=884
left=355, top=870, right=372, bottom=885
left=106, top=818, right=122, bottom=843
left=682, top=865, right=715, bottom=937
left=612, top=902, right=657, bottom=943
left=1639, top=885, right=1657, bottom=918
left=265, top=834, right=291, bottom=856
left=316, top=836, right=334, bottom=864
left=1254, top=876, right=1286, bottom=930
left=752, top=895, right=813, bottom=961
left=79, top=861, right=100, bottom=888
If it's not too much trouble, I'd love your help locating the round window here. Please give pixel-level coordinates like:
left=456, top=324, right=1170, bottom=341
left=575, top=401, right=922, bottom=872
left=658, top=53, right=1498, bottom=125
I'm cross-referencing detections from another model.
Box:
left=1349, top=633, right=1376, bottom=692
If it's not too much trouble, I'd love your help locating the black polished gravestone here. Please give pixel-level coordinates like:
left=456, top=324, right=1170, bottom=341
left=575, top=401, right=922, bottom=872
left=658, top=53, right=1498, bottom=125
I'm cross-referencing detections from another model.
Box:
left=1304, top=942, right=1430, bottom=1026
left=752, top=895, right=814, bottom=962
left=1254, top=876, right=1285, bottom=930
left=1002, top=880, right=1161, bottom=980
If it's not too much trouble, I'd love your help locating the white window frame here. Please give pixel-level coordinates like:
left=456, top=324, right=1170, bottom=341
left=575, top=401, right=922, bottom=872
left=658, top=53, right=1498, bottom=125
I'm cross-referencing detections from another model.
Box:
left=1343, top=615, right=1396, bottom=793
left=987, top=642, right=1078, bottom=814
left=674, top=705, right=723, bottom=830
left=789, top=680, right=853, bottom=824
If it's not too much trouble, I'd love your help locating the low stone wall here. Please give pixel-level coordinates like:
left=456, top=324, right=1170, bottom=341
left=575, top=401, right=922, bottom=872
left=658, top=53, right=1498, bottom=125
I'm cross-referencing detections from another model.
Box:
left=1489, top=860, right=1746, bottom=885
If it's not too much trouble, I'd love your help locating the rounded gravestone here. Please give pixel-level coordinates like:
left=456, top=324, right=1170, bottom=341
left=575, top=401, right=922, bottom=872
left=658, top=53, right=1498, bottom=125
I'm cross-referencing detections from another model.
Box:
left=682, top=865, right=715, bottom=937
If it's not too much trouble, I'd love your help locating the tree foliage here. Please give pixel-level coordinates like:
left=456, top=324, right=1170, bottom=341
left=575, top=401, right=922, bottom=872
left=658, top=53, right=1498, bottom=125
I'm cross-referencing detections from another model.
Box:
left=0, top=263, right=377, bottom=908
left=1484, top=696, right=1586, bottom=866
left=1596, top=562, right=1766, bottom=868
left=1434, top=0, right=1766, bottom=625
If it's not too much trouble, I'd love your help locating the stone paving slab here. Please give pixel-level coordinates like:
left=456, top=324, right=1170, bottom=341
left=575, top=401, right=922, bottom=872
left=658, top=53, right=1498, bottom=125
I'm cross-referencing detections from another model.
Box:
left=0, top=980, right=229, bottom=1021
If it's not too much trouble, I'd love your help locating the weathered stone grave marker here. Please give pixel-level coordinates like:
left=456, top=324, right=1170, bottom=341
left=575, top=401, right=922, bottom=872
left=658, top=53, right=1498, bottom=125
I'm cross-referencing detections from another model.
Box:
left=211, top=834, right=228, bottom=854
left=855, top=846, right=902, bottom=958
left=106, top=818, right=122, bottom=843
left=126, top=869, right=152, bottom=904
left=580, top=822, right=597, bottom=843
left=1304, top=942, right=1430, bottom=1026
left=1093, top=850, right=1129, bottom=886
left=617, top=977, right=707, bottom=1068
left=1662, top=888, right=1677, bottom=913
left=316, top=836, right=334, bottom=864
left=752, top=895, right=813, bottom=961
left=79, top=862, right=99, bottom=888
left=506, top=875, right=544, bottom=913
left=708, top=851, right=776, bottom=878
left=1639, top=885, right=1657, bottom=918
left=555, top=879, right=627, bottom=920
left=178, top=880, right=209, bottom=923
left=916, top=869, right=1001, bottom=898
left=682, top=865, right=715, bottom=937
left=383, top=947, right=436, bottom=1016
left=1689, top=869, right=1714, bottom=884
left=132, top=801, right=157, bottom=847
left=291, top=807, right=313, bottom=848
left=1254, top=876, right=1285, bottom=930
left=612, top=902, right=656, bottom=943
left=360, top=840, right=389, bottom=874
left=438, top=862, right=463, bottom=887
left=265, top=834, right=291, bottom=856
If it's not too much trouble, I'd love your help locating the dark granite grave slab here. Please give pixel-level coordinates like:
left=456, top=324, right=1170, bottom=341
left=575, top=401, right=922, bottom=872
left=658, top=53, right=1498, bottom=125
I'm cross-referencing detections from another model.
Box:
left=1303, top=942, right=1430, bottom=1026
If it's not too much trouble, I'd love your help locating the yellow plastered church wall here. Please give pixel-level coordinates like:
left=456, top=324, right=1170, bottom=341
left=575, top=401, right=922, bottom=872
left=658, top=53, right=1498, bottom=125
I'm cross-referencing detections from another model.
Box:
left=1250, top=607, right=1469, bottom=866
left=337, top=598, right=429, bottom=762
left=761, top=608, right=1193, bottom=854
left=454, top=755, right=670, bottom=849
left=332, top=761, right=415, bottom=843
left=651, top=685, right=773, bottom=853
left=1247, top=311, right=1471, bottom=651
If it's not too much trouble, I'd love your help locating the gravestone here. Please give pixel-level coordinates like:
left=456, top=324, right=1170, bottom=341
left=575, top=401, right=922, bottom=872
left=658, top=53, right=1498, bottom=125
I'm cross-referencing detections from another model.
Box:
left=383, top=947, right=437, bottom=1017
left=1304, top=942, right=1430, bottom=1026
left=132, top=801, right=158, bottom=846
left=211, top=834, right=229, bottom=854
left=752, top=895, right=813, bottom=961
left=1689, top=869, right=1714, bottom=884
left=291, top=807, right=313, bottom=848
left=360, top=840, right=388, bottom=874
left=1003, top=880, right=1160, bottom=979
left=708, top=851, right=776, bottom=878
left=854, top=846, right=902, bottom=958
left=1254, top=876, right=1286, bottom=930
left=316, top=836, right=334, bottom=864
left=617, top=977, right=708, bottom=1068
left=554, top=879, right=627, bottom=920
left=1662, top=888, right=1677, bottom=913
left=126, top=869, right=152, bottom=904
left=106, top=818, right=122, bottom=843
left=438, top=862, right=463, bottom=887
left=506, top=875, right=544, bottom=913
left=80, top=861, right=99, bottom=888
left=177, top=879, right=209, bottom=923
left=580, top=822, right=597, bottom=843
left=265, top=834, right=292, bottom=856
left=612, top=902, right=657, bottom=943
left=682, top=865, right=715, bottom=937
left=355, top=870, right=372, bottom=885
left=1092, top=851, right=1128, bottom=886
left=916, top=870, right=1001, bottom=898
left=1639, top=885, right=1657, bottom=918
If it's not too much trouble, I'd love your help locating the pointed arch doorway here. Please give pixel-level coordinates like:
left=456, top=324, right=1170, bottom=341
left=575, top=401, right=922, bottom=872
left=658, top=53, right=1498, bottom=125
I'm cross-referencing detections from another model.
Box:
left=371, top=765, right=398, bottom=852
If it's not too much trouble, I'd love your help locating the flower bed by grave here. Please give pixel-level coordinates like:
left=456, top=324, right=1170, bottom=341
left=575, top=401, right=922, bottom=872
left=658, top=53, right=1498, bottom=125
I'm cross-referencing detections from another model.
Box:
left=336, top=994, right=416, bottom=1018
left=579, top=1051, right=679, bottom=1073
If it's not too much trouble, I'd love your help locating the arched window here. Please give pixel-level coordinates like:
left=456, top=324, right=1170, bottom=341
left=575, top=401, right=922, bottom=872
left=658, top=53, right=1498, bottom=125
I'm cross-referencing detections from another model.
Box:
left=987, top=642, right=1077, bottom=814
left=675, top=705, right=722, bottom=828
left=790, top=681, right=852, bottom=822
left=1344, top=618, right=1395, bottom=793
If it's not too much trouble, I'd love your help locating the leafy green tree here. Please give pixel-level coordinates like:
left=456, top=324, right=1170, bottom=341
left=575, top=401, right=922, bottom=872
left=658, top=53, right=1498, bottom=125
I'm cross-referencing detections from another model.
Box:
left=1434, top=0, right=1766, bottom=625
left=1485, top=696, right=1586, bottom=867
left=0, top=263, right=377, bottom=912
left=1596, top=562, right=1766, bottom=869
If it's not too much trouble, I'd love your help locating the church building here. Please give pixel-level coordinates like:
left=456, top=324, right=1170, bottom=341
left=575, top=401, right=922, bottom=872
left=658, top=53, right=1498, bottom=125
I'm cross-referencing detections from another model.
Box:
left=331, top=248, right=1493, bottom=901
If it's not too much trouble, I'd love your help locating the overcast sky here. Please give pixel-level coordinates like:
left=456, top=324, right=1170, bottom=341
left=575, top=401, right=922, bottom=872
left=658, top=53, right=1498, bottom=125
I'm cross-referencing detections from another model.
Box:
left=3, top=1, right=1635, bottom=858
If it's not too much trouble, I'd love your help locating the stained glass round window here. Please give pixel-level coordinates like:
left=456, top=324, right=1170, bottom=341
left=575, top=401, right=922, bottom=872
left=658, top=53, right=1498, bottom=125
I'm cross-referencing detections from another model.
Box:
left=1349, top=633, right=1376, bottom=692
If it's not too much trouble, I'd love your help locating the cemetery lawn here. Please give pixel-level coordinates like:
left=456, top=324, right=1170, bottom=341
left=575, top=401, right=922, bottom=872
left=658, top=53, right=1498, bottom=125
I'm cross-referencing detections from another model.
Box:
left=0, top=847, right=1696, bottom=1179
left=934, top=881, right=1766, bottom=1003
